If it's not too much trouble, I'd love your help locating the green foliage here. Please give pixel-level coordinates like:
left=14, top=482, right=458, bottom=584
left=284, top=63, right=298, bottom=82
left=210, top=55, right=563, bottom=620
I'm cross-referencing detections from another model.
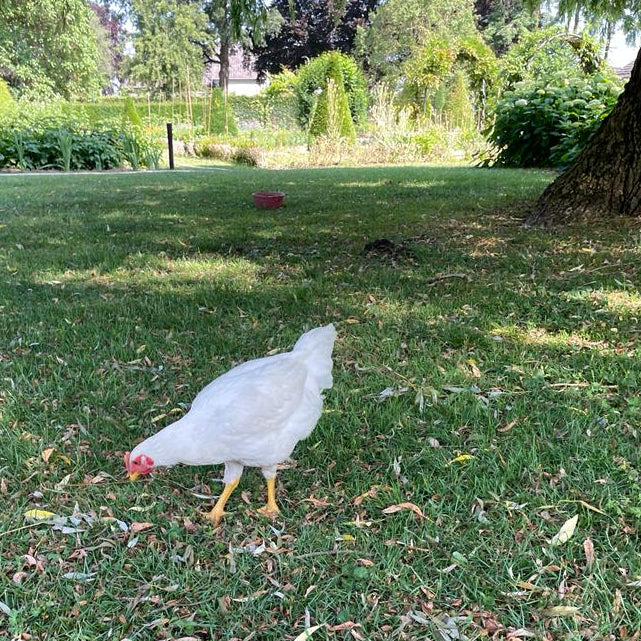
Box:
left=295, top=52, right=368, bottom=127
left=0, top=104, right=162, bottom=171
left=484, top=71, right=622, bottom=168
left=474, top=0, right=537, bottom=55
left=123, top=98, right=143, bottom=129
left=56, top=130, right=73, bottom=172
left=0, top=78, right=14, bottom=107
left=402, top=35, right=458, bottom=108
left=401, top=32, right=497, bottom=127
left=63, top=95, right=299, bottom=134
left=358, top=0, right=479, bottom=82
left=127, top=0, right=207, bottom=97
left=501, top=27, right=606, bottom=90
left=308, top=76, right=356, bottom=143
left=442, top=69, right=475, bottom=130
left=207, top=87, right=238, bottom=136
left=0, top=0, right=104, bottom=99
left=262, top=69, right=298, bottom=100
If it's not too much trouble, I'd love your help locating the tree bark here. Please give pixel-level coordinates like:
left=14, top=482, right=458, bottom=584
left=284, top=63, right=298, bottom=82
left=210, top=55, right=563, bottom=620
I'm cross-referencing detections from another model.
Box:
left=218, top=38, right=230, bottom=95
left=527, top=48, right=641, bottom=226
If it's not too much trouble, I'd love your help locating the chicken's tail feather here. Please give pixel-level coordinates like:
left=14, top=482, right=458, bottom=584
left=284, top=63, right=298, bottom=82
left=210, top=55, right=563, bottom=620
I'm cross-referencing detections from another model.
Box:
left=293, top=324, right=336, bottom=390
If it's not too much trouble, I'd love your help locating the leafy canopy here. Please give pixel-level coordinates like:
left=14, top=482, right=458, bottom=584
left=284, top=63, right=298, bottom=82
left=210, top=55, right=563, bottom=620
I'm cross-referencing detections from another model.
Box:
left=0, top=0, right=105, bottom=99
left=127, top=0, right=207, bottom=97
left=252, top=0, right=380, bottom=79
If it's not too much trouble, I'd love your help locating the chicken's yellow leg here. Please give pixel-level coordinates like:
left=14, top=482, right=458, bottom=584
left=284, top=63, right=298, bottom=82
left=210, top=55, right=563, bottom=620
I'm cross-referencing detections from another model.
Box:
left=257, top=477, right=280, bottom=519
left=206, top=478, right=240, bottom=526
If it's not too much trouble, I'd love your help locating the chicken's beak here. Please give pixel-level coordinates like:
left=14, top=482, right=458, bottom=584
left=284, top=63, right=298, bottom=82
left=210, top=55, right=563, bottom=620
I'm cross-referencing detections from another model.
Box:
left=129, top=472, right=140, bottom=481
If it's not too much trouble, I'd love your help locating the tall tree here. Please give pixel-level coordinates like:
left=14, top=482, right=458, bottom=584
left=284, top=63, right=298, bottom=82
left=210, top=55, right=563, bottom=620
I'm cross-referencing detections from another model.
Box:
left=473, top=0, right=539, bottom=54
left=199, top=0, right=270, bottom=93
left=128, top=0, right=207, bottom=96
left=0, top=0, right=104, bottom=99
left=359, top=0, right=479, bottom=82
left=90, top=1, right=128, bottom=89
left=252, top=0, right=380, bottom=79
left=527, top=0, right=641, bottom=224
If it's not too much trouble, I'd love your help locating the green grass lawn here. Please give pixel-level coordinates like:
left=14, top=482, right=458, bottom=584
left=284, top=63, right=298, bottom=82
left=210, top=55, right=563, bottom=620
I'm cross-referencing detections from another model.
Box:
left=1, top=165, right=641, bottom=640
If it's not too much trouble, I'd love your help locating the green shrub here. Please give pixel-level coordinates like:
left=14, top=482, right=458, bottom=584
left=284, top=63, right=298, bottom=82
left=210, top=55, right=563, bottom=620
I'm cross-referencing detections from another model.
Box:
left=308, top=72, right=356, bottom=143
left=123, top=97, right=143, bottom=128
left=295, top=52, right=368, bottom=127
left=484, top=71, right=621, bottom=168
left=0, top=79, right=14, bottom=108
left=0, top=126, right=126, bottom=171
left=206, top=88, right=238, bottom=135
left=0, top=101, right=163, bottom=171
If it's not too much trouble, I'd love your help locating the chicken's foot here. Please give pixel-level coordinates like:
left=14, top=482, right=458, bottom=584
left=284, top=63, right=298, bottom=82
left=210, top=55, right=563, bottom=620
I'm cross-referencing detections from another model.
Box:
left=205, top=477, right=240, bottom=526
left=257, top=476, right=280, bottom=519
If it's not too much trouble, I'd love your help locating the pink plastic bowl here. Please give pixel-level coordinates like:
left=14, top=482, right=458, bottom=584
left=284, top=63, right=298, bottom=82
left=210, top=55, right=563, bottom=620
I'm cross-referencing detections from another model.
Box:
left=253, top=191, right=285, bottom=209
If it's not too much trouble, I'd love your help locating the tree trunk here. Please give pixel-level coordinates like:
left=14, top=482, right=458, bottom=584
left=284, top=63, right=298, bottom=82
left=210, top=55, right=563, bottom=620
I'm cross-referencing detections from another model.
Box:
left=604, top=21, right=614, bottom=60
left=527, top=48, right=641, bottom=226
left=218, top=38, right=230, bottom=95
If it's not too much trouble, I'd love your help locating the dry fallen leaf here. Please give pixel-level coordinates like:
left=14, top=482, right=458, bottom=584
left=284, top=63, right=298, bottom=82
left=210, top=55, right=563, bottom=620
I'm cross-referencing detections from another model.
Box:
left=131, top=522, right=154, bottom=534
left=328, top=622, right=361, bottom=632
left=506, top=629, right=536, bottom=638
left=41, top=448, right=55, bottom=463
left=292, top=625, right=323, bottom=641
left=550, top=515, right=579, bottom=546
left=467, top=359, right=482, bottom=378
left=382, top=502, right=425, bottom=519
left=498, top=420, right=519, bottom=433
left=24, top=509, right=56, bottom=521
left=540, top=605, right=579, bottom=617
left=583, top=537, right=595, bottom=568
left=62, top=572, right=96, bottom=582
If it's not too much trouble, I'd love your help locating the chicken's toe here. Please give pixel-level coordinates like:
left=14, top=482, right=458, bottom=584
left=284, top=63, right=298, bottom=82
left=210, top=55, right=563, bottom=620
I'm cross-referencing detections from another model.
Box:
left=201, top=508, right=227, bottom=527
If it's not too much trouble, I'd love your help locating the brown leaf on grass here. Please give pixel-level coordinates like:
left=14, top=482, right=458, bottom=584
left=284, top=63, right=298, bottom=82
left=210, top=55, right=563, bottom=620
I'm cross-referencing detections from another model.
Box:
left=583, top=538, right=595, bottom=568
left=328, top=622, right=361, bottom=632
left=12, top=571, right=28, bottom=584
left=353, top=486, right=380, bottom=506
left=131, top=522, right=154, bottom=534
left=41, top=447, right=55, bottom=463
left=0, top=478, right=7, bottom=495
left=356, top=558, right=374, bottom=567
left=498, top=420, right=519, bottom=433
left=183, top=517, right=197, bottom=533
left=467, top=359, right=482, bottom=378
left=382, top=502, right=425, bottom=519
left=305, top=495, right=330, bottom=508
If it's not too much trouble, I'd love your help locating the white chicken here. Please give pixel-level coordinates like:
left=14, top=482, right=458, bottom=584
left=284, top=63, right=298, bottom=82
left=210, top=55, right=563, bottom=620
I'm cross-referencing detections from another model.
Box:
left=124, top=324, right=336, bottom=526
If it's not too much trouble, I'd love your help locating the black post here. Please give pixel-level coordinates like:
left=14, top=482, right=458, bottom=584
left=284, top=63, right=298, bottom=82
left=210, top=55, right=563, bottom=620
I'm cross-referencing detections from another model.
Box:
left=166, top=122, right=174, bottom=170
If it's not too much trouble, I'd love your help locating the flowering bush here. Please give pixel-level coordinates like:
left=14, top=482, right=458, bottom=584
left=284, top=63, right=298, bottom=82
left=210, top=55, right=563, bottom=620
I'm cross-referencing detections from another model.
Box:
left=483, top=71, right=622, bottom=168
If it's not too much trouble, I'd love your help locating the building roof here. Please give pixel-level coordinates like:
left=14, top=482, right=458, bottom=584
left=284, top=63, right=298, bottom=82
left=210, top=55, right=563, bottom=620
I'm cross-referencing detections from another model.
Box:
left=614, top=59, right=636, bottom=80
left=206, top=49, right=259, bottom=84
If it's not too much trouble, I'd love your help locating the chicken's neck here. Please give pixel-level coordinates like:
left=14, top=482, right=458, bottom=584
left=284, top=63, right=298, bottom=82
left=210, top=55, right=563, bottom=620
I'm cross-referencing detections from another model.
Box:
left=137, top=416, right=196, bottom=468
